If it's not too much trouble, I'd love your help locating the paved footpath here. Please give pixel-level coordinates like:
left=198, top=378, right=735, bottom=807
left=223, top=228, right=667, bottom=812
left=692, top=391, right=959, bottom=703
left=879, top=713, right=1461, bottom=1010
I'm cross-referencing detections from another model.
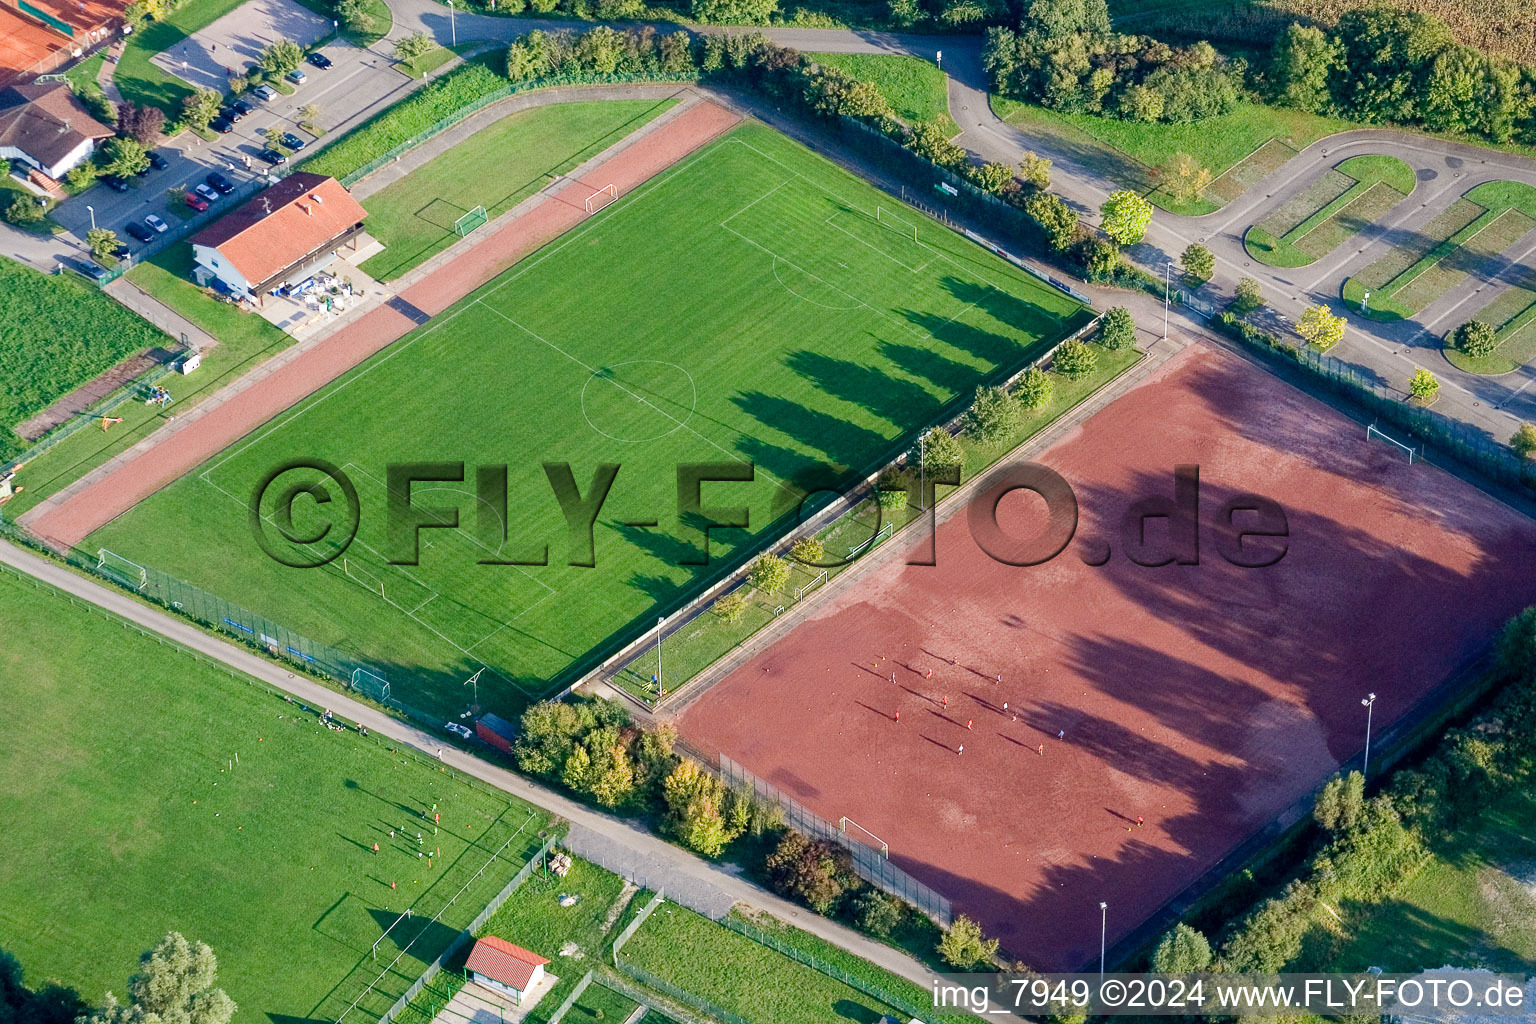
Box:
left=0, top=536, right=943, bottom=993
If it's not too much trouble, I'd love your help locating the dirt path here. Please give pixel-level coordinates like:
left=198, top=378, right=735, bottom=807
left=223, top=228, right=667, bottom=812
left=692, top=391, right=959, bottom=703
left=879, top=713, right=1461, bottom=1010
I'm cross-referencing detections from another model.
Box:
left=23, top=99, right=741, bottom=550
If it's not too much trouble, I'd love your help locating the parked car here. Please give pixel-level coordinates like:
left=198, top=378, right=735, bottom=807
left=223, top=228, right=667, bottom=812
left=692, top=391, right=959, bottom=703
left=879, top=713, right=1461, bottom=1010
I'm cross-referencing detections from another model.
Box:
left=205, top=171, right=235, bottom=195
left=184, top=191, right=209, bottom=212
left=102, top=176, right=130, bottom=193
left=110, top=243, right=131, bottom=261
left=192, top=183, right=219, bottom=203
left=252, top=84, right=277, bottom=101
left=280, top=132, right=306, bottom=150
left=144, top=214, right=168, bottom=233
left=146, top=151, right=168, bottom=170
left=256, top=148, right=287, bottom=166
left=444, top=722, right=473, bottom=740
left=285, top=68, right=306, bottom=85
left=67, top=258, right=107, bottom=281
left=124, top=221, right=154, bottom=243
left=132, top=160, right=152, bottom=177
left=209, top=116, right=234, bottom=134
left=306, top=51, right=332, bottom=69
left=218, top=105, right=243, bottom=123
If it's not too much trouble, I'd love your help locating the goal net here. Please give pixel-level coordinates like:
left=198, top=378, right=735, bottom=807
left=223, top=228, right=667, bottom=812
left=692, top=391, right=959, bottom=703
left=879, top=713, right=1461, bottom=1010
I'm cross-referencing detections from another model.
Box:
left=584, top=183, right=619, bottom=214
left=97, top=548, right=148, bottom=590
left=1367, top=422, right=1419, bottom=464
left=876, top=205, right=919, bottom=243
left=350, top=666, right=391, bottom=702
left=454, top=205, right=488, bottom=237
left=839, top=816, right=890, bottom=858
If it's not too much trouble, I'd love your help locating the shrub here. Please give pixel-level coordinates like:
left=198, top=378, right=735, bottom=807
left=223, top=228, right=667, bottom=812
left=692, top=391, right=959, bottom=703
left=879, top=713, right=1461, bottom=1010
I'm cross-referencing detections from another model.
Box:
left=1151, top=923, right=1211, bottom=972
left=764, top=829, right=849, bottom=913
left=1100, top=190, right=1153, bottom=246
left=938, top=915, right=999, bottom=968
left=914, top=425, right=963, bottom=472
left=875, top=469, right=908, bottom=511
left=1452, top=319, right=1497, bottom=357
left=1181, top=242, right=1214, bottom=283
left=1052, top=338, right=1098, bottom=379
left=713, top=591, right=748, bottom=625
left=748, top=553, right=792, bottom=595
left=1512, top=423, right=1536, bottom=460
left=1232, top=276, right=1264, bottom=313
left=1313, top=772, right=1365, bottom=833
left=962, top=385, right=1022, bottom=445
left=851, top=889, right=904, bottom=938
left=790, top=536, right=825, bottom=565
left=1023, top=190, right=1077, bottom=252
left=1098, top=306, right=1135, bottom=350
left=1409, top=368, right=1439, bottom=401
left=1297, top=304, right=1345, bottom=351
left=1015, top=366, right=1054, bottom=410
left=3, top=195, right=46, bottom=225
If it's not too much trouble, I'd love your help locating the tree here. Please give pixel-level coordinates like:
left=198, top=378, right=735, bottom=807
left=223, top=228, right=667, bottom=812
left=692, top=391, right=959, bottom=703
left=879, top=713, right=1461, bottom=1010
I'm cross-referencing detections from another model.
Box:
left=631, top=723, right=677, bottom=794
left=1083, top=238, right=1121, bottom=279
left=690, top=0, right=778, bottom=24
left=789, top=536, right=825, bottom=565
left=906, top=121, right=966, bottom=169
left=1511, top=423, right=1536, bottom=460
left=1271, top=24, right=1339, bottom=112
left=661, top=760, right=743, bottom=857
left=1150, top=923, right=1211, bottom=973
left=712, top=591, right=748, bottom=625
left=1024, top=190, right=1077, bottom=251
left=98, top=137, right=149, bottom=179
left=1018, top=150, right=1051, bottom=189
left=1452, top=319, right=1497, bottom=358
left=937, top=915, right=999, bottom=968
left=1053, top=338, right=1098, bottom=378
left=4, top=194, right=47, bottom=226
left=1098, top=306, right=1135, bottom=350
left=851, top=889, right=904, bottom=938
left=298, top=103, right=323, bottom=133
left=1162, top=152, right=1211, bottom=203
left=393, top=32, right=436, bottom=66
left=1297, top=304, right=1345, bottom=351
left=962, top=385, right=1022, bottom=445
left=1409, top=368, right=1439, bottom=401
left=1314, top=771, right=1365, bottom=833
left=1015, top=366, right=1054, bottom=410
left=764, top=829, right=847, bottom=913
left=571, top=726, right=634, bottom=807
left=336, top=0, right=375, bottom=31
left=1181, top=242, right=1214, bottom=283
left=87, top=228, right=121, bottom=261
left=914, top=425, right=962, bottom=472
left=257, top=39, right=304, bottom=76
left=182, top=89, right=222, bottom=132
left=514, top=699, right=586, bottom=775
left=1019, top=0, right=1110, bottom=41
left=116, top=102, right=165, bottom=146
left=1099, top=190, right=1152, bottom=245
left=748, top=553, right=791, bottom=595
left=78, top=934, right=236, bottom=1024
left=970, top=161, right=1014, bottom=194
left=1232, top=276, right=1263, bottom=314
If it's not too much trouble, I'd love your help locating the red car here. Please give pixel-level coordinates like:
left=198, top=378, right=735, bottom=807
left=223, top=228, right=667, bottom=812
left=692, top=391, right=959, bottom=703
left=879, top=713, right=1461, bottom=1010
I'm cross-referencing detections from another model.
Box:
left=184, top=192, right=209, bottom=212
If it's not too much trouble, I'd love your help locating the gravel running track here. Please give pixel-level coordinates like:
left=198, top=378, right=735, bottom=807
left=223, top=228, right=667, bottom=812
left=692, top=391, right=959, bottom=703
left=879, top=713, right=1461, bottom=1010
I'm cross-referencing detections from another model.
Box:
left=678, top=340, right=1536, bottom=970
left=24, top=100, right=741, bottom=550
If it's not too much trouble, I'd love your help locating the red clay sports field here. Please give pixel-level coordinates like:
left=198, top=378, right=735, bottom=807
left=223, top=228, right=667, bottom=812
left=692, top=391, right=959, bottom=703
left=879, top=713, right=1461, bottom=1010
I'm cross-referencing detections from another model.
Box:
left=677, top=341, right=1536, bottom=970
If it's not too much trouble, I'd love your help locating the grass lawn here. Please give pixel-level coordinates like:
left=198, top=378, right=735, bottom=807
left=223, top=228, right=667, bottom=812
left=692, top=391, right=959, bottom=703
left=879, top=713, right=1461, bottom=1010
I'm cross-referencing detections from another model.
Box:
left=469, top=855, right=634, bottom=1023
left=293, top=0, right=392, bottom=48
left=88, top=121, right=1090, bottom=723
left=1, top=245, right=297, bottom=518
left=567, top=982, right=639, bottom=1023
left=398, top=45, right=458, bottom=80
left=116, top=0, right=255, bottom=114
left=359, top=99, right=677, bottom=281
left=1323, top=788, right=1536, bottom=972
left=619, top=901, right=906, bottom=1024
left=63, top=52, right=108, bottom=96
left=614, top=340, right=1143, bottom=706
left=1245, top=155, right=1415, bottom=268
left=0, top=260, right=171, bottom=464
left=807, top=52, right=953, bottom=131
left=0, top=567, right=551, bottom=1024
left=0, top=175, right=64, bottom=235
left=1344, top=181, right=1536, bottom=321
left=991, top=95, right=1357, bottom=214
left=1443, top=267, right=1536, bottom=375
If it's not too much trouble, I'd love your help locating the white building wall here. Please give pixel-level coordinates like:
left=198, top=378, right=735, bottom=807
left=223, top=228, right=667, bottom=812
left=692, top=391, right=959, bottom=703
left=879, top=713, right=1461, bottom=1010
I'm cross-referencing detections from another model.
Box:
left=192, top=242, right=252, bottom=298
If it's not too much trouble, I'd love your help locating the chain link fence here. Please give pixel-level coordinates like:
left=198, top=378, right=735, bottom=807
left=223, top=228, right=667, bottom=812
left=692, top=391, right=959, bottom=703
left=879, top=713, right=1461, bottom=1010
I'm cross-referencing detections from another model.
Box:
left=1, top=357, right=184, bottom=475
left=718, top=753, right=952, bottom=927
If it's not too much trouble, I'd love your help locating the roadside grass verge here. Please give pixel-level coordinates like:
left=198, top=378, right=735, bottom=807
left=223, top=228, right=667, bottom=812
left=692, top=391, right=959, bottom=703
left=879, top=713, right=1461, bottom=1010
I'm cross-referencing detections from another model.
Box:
left=807, top=52, right=954, bottom=132
left=1246, top=155, right=1415, bottom=267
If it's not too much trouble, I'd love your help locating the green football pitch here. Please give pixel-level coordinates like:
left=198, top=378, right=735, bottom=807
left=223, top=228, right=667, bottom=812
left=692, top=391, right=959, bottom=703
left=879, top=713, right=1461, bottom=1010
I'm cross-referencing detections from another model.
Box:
left=88, top=121, right=1090, bottom=721
left=0, top=568, right=549, bottom=1024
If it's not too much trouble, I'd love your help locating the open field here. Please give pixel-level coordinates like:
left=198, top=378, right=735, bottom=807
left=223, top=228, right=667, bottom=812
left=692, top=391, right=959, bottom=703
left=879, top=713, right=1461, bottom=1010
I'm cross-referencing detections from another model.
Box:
left=991, top=96, right=1355, bottom=215
left=0, top=261, right=171, bottom=464
left=620, top=902, right=907, bottom=1024
left=115, top=0, right=252, bottom=113
left=807, top=52, right=952, bottom=129
left=359, top=99, right=677, bottom=281
left=1345, top=181, right=1536, bottom=321
left=678, top=340, right=1536, bottom=969
left=1246, top=155, right=1415, bottom=268
left=0, top=247, right=299, bottom=518
left=84, top=121, right=1089, bottom=723
left=1443, top=267, right=1536, bottom=374
left=0, top=567, right=549, bottom=1024
left=1324, top=788, right=1536, bottom=972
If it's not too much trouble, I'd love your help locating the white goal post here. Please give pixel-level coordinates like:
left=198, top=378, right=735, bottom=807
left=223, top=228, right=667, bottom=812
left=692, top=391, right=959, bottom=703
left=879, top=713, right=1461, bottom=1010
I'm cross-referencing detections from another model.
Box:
left=839, top=815, right=890, bottom=858
left=584, top=183, right=619, bottom=214
left=1367, top=422, right=1419, bottom=464
left=97, top=548, right=148, bottom=590
left=876, top=205, right=918, bottom=242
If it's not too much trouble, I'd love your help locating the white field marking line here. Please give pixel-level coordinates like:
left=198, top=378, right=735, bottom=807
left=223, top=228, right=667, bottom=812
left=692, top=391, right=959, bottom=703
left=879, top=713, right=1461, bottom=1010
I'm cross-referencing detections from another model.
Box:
left=474, top=302, right=802, bottom=503
left=717, top=179, right=791, bottom=232
left=341, top=461, right=555, bottom=596
left=770, top=256, right=862, bottom=311
left=822, top=212, right=933, bottom=274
